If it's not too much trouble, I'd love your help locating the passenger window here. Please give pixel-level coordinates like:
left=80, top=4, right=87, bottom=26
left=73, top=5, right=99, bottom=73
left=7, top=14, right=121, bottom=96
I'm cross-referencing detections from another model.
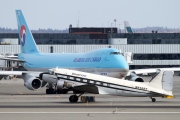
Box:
left=96, top=82, right=101, bottom=85
left=83, top=79, right=87, bottom=82
left=103, top=83, right=107, bottom=86
left=89, top=81, right=94, bottom=84
left=76, top=78, right=81, bottom=81
left=69, top=77, right=74, bottom=80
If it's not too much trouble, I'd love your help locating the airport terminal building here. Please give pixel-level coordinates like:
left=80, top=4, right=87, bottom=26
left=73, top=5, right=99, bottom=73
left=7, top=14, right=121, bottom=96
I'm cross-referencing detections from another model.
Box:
left=0, top=27, right=180, bottom=69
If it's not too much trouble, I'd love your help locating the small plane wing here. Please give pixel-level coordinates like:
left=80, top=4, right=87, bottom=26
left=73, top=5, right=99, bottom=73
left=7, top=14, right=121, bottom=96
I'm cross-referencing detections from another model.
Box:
left=73, top=85, right=99, bottom=94
left=0, top=57, right=25, bottom=62
left=128, top=67, right=180, bottom=75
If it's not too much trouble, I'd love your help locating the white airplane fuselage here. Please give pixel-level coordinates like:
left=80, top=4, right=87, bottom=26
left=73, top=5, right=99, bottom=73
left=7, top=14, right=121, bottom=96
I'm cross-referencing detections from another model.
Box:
left=49, top=68, right=173, bottom=97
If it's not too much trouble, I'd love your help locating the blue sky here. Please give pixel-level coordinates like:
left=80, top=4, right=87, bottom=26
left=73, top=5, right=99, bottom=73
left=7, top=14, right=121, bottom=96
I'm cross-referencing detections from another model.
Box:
left=0, top=0, right=180, bottom=29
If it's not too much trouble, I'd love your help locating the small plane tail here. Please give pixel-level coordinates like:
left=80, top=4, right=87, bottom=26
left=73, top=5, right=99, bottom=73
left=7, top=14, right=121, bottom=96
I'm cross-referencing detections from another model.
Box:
left=149, top=70, right=174, bottom=93
left=124, top=21, right=133, bottom=33
left=15, top=10, right=40, bottom=54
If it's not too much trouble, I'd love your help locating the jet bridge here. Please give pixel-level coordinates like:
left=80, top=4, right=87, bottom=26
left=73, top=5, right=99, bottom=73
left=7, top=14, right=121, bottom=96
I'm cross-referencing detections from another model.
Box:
left=123, top=52, right=133, bottom=64
left=0, top=54, right=19, bottom=80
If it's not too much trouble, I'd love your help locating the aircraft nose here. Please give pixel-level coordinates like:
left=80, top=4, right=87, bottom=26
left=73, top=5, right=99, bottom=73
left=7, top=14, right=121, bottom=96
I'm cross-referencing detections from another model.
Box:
left=122, top=62, right=129, bottom=70
left=119, top=57, right=129, bottom=70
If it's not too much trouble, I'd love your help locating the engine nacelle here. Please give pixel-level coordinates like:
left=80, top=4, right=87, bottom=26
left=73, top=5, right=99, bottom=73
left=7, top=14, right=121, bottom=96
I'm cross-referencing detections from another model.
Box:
left=40, top=73, right=75, bottom=89
left=56, top=79, right=75, bottom=90
left=129, top=73, right=144, bottom=82
left=22, top=73, right=42, bottom=90
left=56, top=80, right=64, bottom=90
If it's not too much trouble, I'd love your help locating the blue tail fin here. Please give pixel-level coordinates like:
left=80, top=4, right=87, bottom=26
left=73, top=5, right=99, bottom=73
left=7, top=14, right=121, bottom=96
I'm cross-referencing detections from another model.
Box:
left=16, top=10, right=40, bottom=54
left=124, top=21, right=133, bottom=33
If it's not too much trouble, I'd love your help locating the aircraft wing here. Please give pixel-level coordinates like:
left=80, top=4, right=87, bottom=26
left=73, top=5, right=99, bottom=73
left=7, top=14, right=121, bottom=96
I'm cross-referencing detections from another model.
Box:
left=73, top=85, right=99, bottom=94
left=128, top=67, right=180, bottom=75
left=0, top=71, right=42, bottom=77
left=0, top=57, right=25, bottom=62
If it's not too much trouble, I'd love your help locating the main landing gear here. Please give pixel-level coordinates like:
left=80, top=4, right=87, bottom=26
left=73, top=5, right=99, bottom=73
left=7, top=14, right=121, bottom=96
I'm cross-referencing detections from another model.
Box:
left=46, top=89, right=56, bottom=94
left=46, top=84, right=56, bottom=94
left=46, top=83, right=68, bottom=94
left=69, top=95, right=78, bottom=103
left=46, top=89, right=68, bottom=94
left=69, top=93, right=84, bottom=103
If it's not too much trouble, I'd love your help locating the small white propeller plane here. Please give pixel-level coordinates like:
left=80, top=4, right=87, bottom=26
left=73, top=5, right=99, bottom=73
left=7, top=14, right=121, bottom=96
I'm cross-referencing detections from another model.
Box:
left=45, top=68, right=174, bottom=103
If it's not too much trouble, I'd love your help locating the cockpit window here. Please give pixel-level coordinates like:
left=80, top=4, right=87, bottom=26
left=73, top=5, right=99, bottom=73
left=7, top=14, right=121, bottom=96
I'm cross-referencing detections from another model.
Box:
left=110, top=52, right=121, bottom=55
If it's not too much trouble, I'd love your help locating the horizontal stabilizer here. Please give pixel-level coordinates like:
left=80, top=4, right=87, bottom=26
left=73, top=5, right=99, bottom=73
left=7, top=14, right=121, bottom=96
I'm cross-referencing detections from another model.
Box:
left=0, top=57, right=25, bottom=62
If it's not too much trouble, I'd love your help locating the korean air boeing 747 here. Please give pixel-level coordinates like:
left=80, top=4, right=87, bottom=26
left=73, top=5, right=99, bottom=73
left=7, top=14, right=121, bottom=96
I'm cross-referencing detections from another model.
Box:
left=0, top=10, right=129, bottom=94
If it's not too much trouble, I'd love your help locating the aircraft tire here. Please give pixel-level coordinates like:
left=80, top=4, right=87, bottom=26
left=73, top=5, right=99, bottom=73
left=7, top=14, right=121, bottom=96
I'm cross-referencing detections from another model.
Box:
left=69, top=95, right=78, bottom=103
left=46, top=89, right=56, bottom=94
left=152, top=98, right=156, bottom=102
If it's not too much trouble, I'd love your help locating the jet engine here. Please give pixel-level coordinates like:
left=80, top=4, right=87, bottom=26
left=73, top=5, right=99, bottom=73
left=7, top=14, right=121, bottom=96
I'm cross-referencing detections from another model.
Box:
left=129, top=72, right=144, bottom=82
left=22, top=73, right=42, bottom=90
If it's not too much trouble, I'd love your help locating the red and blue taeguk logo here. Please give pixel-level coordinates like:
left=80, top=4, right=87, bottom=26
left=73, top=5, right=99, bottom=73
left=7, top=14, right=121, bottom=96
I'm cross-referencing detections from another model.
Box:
left=20, top=25, right=26, bottom=46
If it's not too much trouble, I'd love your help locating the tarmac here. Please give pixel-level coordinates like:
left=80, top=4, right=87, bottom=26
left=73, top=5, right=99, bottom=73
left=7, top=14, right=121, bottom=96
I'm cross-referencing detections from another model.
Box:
left=0, top=76, right=180, bottom=120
